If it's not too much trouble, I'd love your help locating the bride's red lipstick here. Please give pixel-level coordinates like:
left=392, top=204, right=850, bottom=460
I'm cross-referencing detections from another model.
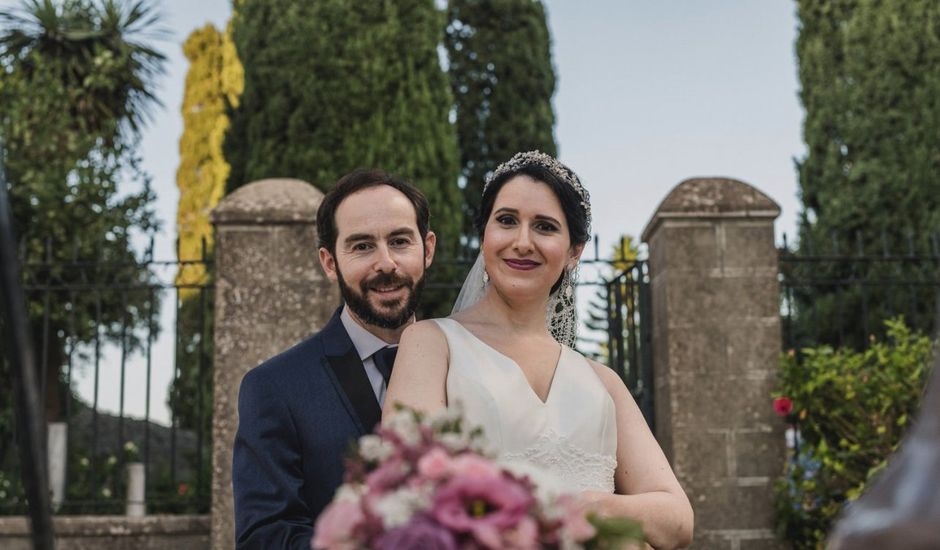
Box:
left=504, top=259, right=540, bottom=271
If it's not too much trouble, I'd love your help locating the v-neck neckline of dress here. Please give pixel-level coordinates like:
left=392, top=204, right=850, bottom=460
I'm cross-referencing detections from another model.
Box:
left=447, top=319, right=565, bottom=406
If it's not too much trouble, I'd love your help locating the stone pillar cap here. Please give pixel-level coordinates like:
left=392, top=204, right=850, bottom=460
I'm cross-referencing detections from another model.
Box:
left=211, top=178, right=324, bottom=225
left=641, top=177, right=780, bottom=242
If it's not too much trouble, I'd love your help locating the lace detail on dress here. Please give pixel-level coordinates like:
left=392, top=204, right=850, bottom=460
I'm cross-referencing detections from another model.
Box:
left=501, top=429, right=617, bottom=493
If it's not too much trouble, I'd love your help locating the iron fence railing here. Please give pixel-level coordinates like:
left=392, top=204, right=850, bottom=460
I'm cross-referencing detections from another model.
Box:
left=779, top=231, right=940, bottom=353
left=1, top=237, right=213, bottom=515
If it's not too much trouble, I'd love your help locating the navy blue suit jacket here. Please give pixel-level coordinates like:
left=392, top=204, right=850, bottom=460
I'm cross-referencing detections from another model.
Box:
left=232, top=308, right=382, bottom=550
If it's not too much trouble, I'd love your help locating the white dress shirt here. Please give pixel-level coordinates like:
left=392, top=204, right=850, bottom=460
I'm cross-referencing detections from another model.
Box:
left=339, top=306, right=396, bottom=406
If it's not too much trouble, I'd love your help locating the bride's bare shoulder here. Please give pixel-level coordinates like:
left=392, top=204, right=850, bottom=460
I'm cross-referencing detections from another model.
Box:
left=585, top=357, right=632, bottom=400
left=400, top=318, right=449, bottom=350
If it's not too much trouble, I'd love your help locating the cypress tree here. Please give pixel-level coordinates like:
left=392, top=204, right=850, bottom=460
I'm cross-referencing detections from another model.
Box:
left=792, top=0, right=940, bottom=347
left=225, top=0, right=461, bottom=315
left=445, top=0, right=557, bottom=242
left=224, top=0, right=460, bottom=244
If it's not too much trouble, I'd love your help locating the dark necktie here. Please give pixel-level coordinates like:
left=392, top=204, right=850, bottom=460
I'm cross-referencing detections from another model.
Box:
left=372, top=346, right=398, bottom=385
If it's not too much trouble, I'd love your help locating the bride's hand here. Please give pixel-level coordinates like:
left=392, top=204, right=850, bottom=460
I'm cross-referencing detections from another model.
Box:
left=577, top=492, right=654, bottom=549
left=577, top=489, right=612, bottom=517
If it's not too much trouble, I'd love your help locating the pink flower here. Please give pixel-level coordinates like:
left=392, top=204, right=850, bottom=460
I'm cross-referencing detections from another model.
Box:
left=365, top=456, right=410, bottom=493
left=774, top=397, right=794, bottom=417
left=432, top=475, right=534, bottom=549
left=374, top=515, right=457, bottom=550
left=504, top=516, right=540, bottom=549
left=417, top=447, right=453, bottom=480
left=312, top=499, right=364, bottom=549
left=450, top=453, right=501, bottom=479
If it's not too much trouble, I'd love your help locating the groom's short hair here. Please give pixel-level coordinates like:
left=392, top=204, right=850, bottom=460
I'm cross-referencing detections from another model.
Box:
left=317, top=169, right=431, bottom=255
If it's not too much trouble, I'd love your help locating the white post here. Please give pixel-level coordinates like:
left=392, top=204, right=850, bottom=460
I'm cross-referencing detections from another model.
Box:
left=46, top=421, right=67, bottom=510
left=125, top=462, right=145, bottom=517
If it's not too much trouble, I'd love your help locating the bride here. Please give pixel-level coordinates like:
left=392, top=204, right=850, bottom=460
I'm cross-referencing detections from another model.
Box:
left=384, top=151, right=693, bottom=549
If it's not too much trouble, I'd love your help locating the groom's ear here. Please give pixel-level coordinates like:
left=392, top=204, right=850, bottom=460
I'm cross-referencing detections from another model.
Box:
left=319, top=247, right=338, bottom=282
left=423, top=231, right=437, bottom=268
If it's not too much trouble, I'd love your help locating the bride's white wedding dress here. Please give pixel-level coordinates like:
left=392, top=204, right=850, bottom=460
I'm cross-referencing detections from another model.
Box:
left=433, top=318, right=618, bottom=493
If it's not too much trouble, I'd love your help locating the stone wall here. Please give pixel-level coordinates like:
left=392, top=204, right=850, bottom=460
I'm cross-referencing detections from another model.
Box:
left=642, top=177, right=786, bottom=549
left=0, top=515, right=209, bottom=550
left=209, top=178, right=340, bottom=550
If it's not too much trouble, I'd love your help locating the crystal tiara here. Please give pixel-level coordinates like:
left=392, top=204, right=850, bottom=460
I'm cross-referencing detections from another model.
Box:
left=484, top=150, right=592, bottom=234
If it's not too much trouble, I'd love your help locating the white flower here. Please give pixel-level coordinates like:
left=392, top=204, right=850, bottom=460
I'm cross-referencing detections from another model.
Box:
left=437, top=432, right=470, bottom=453
left=468, top=435, right=496, bottom=457
left=428, top=405, right=464, bottom=428
left=372, top=487, right=429, bottom=529
left=101, top=488, right=112, bottom=498
left=383, top=411, right=422, bottom=446
left=334, top=484, right=364, bottom=504
left=358, top=435, right=393, bottom=462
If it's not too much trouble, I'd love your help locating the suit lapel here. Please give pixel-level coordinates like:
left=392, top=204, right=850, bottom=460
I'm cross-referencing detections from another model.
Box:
left=325, top=349, right=382, bottom=434
left=320, top=309, right=382, bottom=435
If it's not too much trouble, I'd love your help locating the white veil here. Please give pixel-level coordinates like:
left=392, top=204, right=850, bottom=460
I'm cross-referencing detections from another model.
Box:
left=450, top=253, right=487, bottom=316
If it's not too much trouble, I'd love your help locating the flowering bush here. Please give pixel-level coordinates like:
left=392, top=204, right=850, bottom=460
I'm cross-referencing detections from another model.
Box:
left=313, top=407, right=642, bottom=550
left=773, top=318, right=934, bottom=548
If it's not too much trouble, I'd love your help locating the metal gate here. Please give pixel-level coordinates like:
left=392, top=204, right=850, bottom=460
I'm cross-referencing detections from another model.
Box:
left=602, top=260, right=654, bottom=429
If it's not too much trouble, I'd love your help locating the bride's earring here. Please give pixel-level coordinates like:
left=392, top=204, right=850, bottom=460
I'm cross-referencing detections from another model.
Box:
left=482, top=267, right=490, bottom=286
left=563, top=269, right=573, bottom=299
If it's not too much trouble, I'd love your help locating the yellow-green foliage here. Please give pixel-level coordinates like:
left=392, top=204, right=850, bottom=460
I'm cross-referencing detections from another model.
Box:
left=221, top=19, right=243, bottom=109
left=176, top=23, right=243, bottom=288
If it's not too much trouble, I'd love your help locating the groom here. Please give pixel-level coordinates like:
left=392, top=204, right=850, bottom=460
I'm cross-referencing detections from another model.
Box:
left=232, top=169, right=436, bottom=549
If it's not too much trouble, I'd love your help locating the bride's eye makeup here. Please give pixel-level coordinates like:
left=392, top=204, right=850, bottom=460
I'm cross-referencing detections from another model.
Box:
left=534, top=220, right=559, bottom=233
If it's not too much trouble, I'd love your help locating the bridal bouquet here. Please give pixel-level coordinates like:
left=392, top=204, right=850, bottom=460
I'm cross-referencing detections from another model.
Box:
left=312, top=407, right=641, bottom=550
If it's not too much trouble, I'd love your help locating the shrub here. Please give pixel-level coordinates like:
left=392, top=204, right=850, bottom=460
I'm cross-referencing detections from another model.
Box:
left=774, top=318, right=934, bottom=549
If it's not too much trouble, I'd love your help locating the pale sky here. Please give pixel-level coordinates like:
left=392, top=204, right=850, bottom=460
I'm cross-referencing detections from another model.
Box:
left=4, top=0, right=805, bottom=424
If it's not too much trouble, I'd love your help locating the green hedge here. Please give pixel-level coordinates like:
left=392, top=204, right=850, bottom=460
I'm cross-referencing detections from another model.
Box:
left=774, top=318, right=934, bottom=549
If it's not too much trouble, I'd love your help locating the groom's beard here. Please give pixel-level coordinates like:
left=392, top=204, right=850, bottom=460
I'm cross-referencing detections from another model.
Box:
left=337, top=267, right=426, bottom=330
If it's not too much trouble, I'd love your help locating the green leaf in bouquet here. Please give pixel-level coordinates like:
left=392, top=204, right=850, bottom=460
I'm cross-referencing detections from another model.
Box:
left=585, top=514, right=645, bottom=549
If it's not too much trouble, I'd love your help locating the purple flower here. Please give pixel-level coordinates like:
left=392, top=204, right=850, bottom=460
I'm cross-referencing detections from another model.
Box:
left=374, top=515, right=457, bottom=550
left=432, top=475, right=534, bottom=549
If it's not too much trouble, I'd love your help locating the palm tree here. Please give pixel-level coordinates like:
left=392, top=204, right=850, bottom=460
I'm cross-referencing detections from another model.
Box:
left=0, top=0, right=166, bottom=140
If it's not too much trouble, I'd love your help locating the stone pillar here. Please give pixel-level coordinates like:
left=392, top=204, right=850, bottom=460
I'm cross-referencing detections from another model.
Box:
left=641, top=178, right=785, bottom=549
left=209, top=179, right=340, bottom=550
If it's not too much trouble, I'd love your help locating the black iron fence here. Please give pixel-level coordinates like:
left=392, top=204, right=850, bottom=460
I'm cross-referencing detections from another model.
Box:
left=779, top=231, right=940, bottom=353
left=0, top=237, right=213, bottom=515
left=599, top=261, right=653, bottom=427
